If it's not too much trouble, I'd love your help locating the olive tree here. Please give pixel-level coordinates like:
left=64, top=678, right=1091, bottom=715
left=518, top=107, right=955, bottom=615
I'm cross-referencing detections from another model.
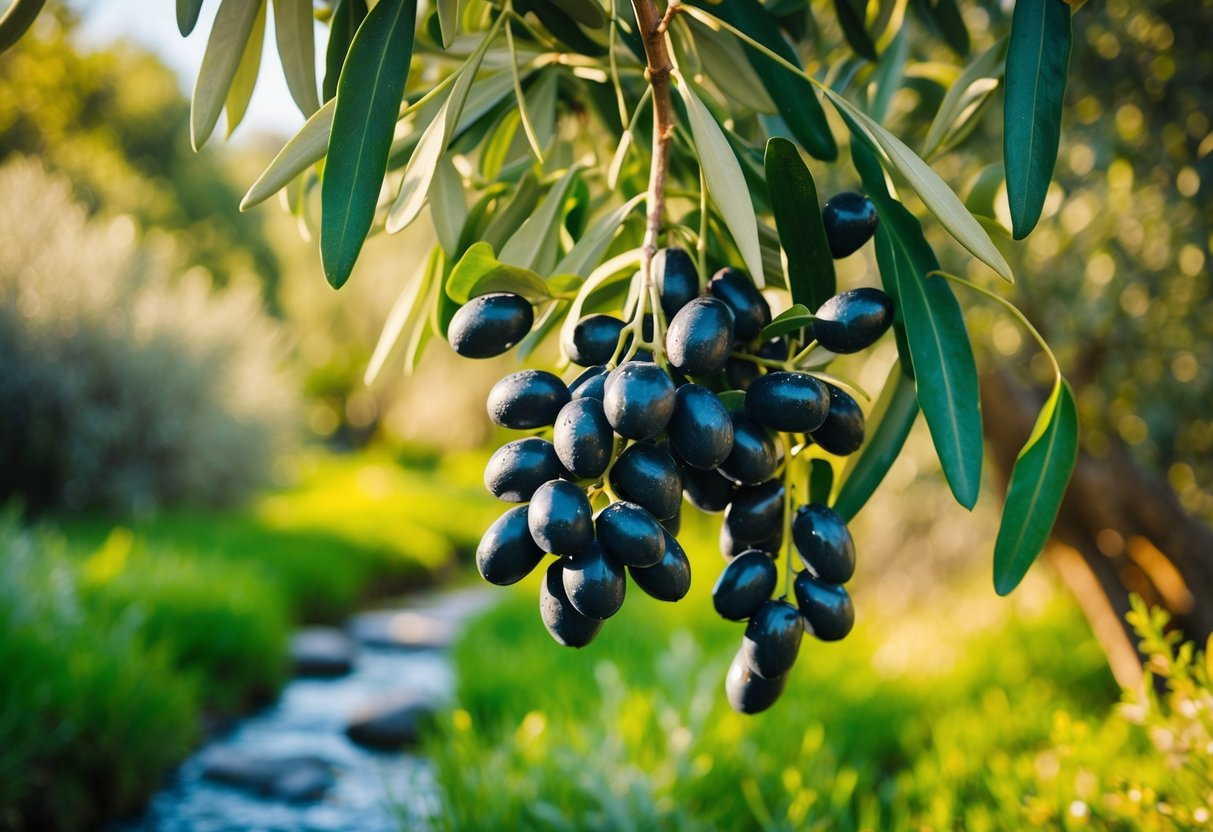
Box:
left=4, top=0, right=1100, bottom=705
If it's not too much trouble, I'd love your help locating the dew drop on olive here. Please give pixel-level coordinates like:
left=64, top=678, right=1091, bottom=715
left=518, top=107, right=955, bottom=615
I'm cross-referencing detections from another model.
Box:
left=476, top=505, right=545, bottom=586
left=792, top=503, right=856, bottom=584
left=665, top=297, right=735, bottom=378
left=567, top=314, right=625, bottom=367
left=628, top=530, right=691, bottom=602
left=484, top=437, right=567, bottom=502
left=595, top=501, right=664, bottom=568
left=718, top=412, right=777, bottom=486
left=724, top=478, right=785, bottom=546
left=740, top=599, right=803, bottom=679
left=708, top=267, right=771, bottom=342
left=602, top=361, right=676, bottom=440
left=713, top=549, right=778, bottom=621
left=681, top=463, right=735, bottom=513
left=654, top=246, right=700, bottom=319
left=527, top=479, right=593, bottom=555
left=720, top=521, right=781, bottom=561
left=744, top=371, right=829, bottom=433
left=486, top=370, right=570, bottom=430
left=811, top=287, right=894, bottom=354
left=810, top=383, right=865, bottom=456
left=540, top=560, right=603, bottom=648
left=725, top=648, right=787, bottom=714
left=553, top=398, right=613, bottom=480
left=822, top=192, right=879, bottom=259
left=608, top=442, right=682, bottom=520
left=562, top=540, right=626, bottom=620
left=448, top=292, right=533, bottom=358
left=667, top=384, right=734, bottom=470
left=569, top=365, right=609, bottom=401
left=794, top=570, right=855, bottom=642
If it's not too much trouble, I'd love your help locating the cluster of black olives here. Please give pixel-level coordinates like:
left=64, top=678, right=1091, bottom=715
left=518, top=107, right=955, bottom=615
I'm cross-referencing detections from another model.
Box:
left=453, top=191, right=890, bottom=714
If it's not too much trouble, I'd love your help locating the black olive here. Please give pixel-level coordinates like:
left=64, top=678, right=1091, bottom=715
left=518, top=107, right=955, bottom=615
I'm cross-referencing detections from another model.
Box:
left=448, top=292, right=533, bottom=358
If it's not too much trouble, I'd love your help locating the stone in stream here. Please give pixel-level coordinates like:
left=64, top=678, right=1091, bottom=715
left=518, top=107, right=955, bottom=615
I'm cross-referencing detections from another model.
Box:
left=345, top=691, right=441, bottom=750
left=199, top=748, right=334, bottom=801
left=290, top=627, right=356, bottom=677
left=346, top=587, right=496, bottom=650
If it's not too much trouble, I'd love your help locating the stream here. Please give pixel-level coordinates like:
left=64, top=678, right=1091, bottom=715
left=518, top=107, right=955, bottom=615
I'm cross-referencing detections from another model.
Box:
left=111, top=587, right=495, bottom=832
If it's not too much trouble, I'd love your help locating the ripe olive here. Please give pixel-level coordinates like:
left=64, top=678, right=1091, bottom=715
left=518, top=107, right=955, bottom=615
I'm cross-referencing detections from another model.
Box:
left=476, top=505, right=545, bottom=586
left=487, top=370, right=570, bottom=429
left=792, top=503, right=856, bottom=584
left=528, top=479, right=593, bottom=555
left=724, top=478, right=785, bottom=546
left=720, top=521, right=781, bottom=561
left=540, top=560, right=603, bottom=648
left=725, top=649, right=787, bottom=714
left=608, top=442, right=682, bottom=520
left=793, top=571, right=855, bottom=641
left=718, top=413, right=777, bottom=486
left=628, top=530, right=691, bottom=602
left=810, top=383, right=865, bottom=456
left=569, top=365, right=609, bottom=401
left=665, top=297, right=735, bottom=378
left=603, top=362, right=676, bottom=440
left=567, top=314, right=625, bottom=366
left=822, top=192, right=878, bottom=259
left=712, top=550, right=778, bottom=621
left=668, top=384, right=734, bottom=470
left=563, top=540, right=626, bottom=620
left=708, top=268, right=771, bottom=342
left=654, top=246, right=700, bottom=319
left=484, top=438, right=567, bottom=502
left=448, top=292, right=533, bottom=358
left=661, top=505, right=681, bottom=535
left=811, top=287, right=894, bottom=354
left=680, top=463, right=735, bottom=513
left=596, top=501, right=664, bottom=568
left=744, top=371, right=829, bottom=433
left=553, top=398, right=614, bottom=480
left=741, top=600, right=803, bottom=679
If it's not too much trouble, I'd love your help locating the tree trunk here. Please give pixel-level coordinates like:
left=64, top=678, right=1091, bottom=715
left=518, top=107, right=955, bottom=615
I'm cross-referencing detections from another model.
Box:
left=980, top=368, right=1213, bottom=689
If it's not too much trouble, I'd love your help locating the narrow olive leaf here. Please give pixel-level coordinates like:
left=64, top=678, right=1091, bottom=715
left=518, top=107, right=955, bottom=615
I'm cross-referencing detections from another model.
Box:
left=272, top=0, right=320, bottom=116
left=809, top=458, right=835, bottom=505
left=499, top=164, right=583, bottom=273
left=364, top=248, right=438, bottom=385
left=684, top=0, right=837, bottom=161
left=764, top=137, right=835, bottom=310
left=551, top=0, right=606, bottom=29
left=834, top=361, right=919, bottom=521
left=873, top=210, right=983, bottom=509
left=922, top=37, right=1007, bottom=159
left=321, top=0, right=418, bottom=289
left=436, top=0, right=460, bottom=48
left=552, top=192, right=645, bottom=277
left=834, top=0, right=878, bottom=61
left=241, top=98, right=334, bottom=210
left=446, top=242, right=553, bottom=304
left=761, top=305, right=814, bottom=340
left=676, top=75, right=765, bottom=287
left=993, top=378, right=1078, bottom=595
left=176, top=0, right=205, bottom=37
left=480, top=173, right=542, bottom=251
left=191, top=0, right=263, bottom=149
left=323, top=0, right=368, bottom=102
left=224, top=0, right=266, bottom=137
left=868, top=28, right=908, bottom=124
left=430, top=156, right=466, bottom=256
left=387, top=23, right=498, bottom=234
left=822, top=86, right=1014, bottom=283
left=914, top=0, right=969, bottom=57
left=1004, top=0, right=1072, bottom=239
left=686, top=17, right=777, bottom=114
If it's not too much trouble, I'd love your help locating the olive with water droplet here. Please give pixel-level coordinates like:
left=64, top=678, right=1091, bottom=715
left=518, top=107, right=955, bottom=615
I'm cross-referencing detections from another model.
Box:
left=553, top=398, right=613, bottom=480
left=563, top=540, right=626, bottom=620
left=720, top=522, right=781, bottom=561
left=708, top=267, right=771, bottom=341
left=810, top=383, right=865, bottom=456
left=666, top=297, right=735, bottom=377
left=603, top=362, right=676, bottom=440
left=667, top=384, right=734, bottom=470
left=822, top=192, right=878, bottom=259
left=628, top=530, right=691, bottom=602
left=567, top=314, right=625, bottom=366
left=484, top=438, right=567, bottom=502
left=724, top=478, right=785, bottom=546
left=528, top=479, right=593, bottom=555
left=713, top=550, right=778, bottom=621
left=655, top=246, right=700, bottom=319
left=569, top=365, right=608, bottom=400
left=725, top=648, right=787, bottom=714
left=718, top=413, right=777, bottom=486
left=596, top=501, right=664, bottom=568
left=811, top=287, right=893, bottom=354
left=448, top=292, right=533, bottom=358
left=794, top=571, right=855, bottom=642
left=540, top=560, right=603, bottom=648
left=476, top=505, right=545, bottom=586
left=487, top=370, right=570, bottom=429
left=792, top=503, right=856, bottom=583
left=744, top=371, right=829, bottom=433
left=741, top=599, right=803, bottom=679
left=608, top=442, right=681, bottom=520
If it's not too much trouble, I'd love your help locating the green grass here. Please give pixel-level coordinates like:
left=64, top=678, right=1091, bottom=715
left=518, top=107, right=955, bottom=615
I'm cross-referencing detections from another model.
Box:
left=423, top=509, right=1179, bottom=831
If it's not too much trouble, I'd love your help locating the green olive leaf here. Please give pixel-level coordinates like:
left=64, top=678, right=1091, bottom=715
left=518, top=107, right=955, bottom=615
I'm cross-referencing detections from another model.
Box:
left=446, top=242, right=554, bottom=304
left=550, top=0, right=606, bottom=29
left=272, top=0, right=320, bottom=116
left=223, top=0, right=266, bottom=137
left=1004, top=0, right=1072, bottom=239
left=923, top=37, right=1007, bottom=159
left=809, top=458, right=835, bottom=506
left=191, top=0, right=264, bottom=149
left=240, top=98, right=334, bottom=210
left=323, top=0, right=367, bottom=102
left=834, top=0, right=878, bottom=61
left=436, top=0, right=460, bottom=47
left=365, top=245, right=443, bottom=385
left=761, top=304, right=815, bottom=340
left=320, top=0, right=418, bottom=289
left=176, top=0, right=204, bottom=37
left=993, top=377, right=1079, bottom=595
left=430, top=155, right=467, bottom=256
left=764, top=137, right=835, bottom=310
left=499, top=164, right=584, bottom=274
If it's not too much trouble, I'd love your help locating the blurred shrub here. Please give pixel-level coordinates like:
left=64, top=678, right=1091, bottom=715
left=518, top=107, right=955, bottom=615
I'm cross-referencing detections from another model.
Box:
left=0, top=516, right=199, bottom=831
left=0, top=158, right=298, bottom=513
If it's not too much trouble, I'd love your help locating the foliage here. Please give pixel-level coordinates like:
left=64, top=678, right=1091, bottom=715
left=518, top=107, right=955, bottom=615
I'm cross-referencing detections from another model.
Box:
left=0, top=515, right=199, bottom=832
left=0, top=158, right=297, bottom=513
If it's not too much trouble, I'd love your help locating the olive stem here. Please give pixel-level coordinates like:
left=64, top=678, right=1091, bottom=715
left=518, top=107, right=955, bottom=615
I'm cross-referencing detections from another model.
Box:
left=696, top=164, right=709, bottom=290
left=807, top=370, right=872, bottom=402
left=928, top=270, right=1062, bottom=381
left=789, top=340, right=820, bottom=366
left=779, top=433, right=798, bottom=601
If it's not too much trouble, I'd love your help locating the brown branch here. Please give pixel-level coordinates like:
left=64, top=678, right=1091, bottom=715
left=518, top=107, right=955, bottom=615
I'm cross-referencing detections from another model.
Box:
left=630, top=0, right=676, bottom=291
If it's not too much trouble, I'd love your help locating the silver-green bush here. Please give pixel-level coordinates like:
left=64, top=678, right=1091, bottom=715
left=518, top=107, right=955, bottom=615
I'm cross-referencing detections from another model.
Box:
left=0, top=158, right=297, bottom=512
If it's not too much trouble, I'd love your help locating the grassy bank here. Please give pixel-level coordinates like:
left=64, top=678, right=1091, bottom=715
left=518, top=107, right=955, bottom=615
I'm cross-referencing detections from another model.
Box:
left=0, top=449, right=498, bottom=830
left=424, top=509, right=1187, bottom=831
